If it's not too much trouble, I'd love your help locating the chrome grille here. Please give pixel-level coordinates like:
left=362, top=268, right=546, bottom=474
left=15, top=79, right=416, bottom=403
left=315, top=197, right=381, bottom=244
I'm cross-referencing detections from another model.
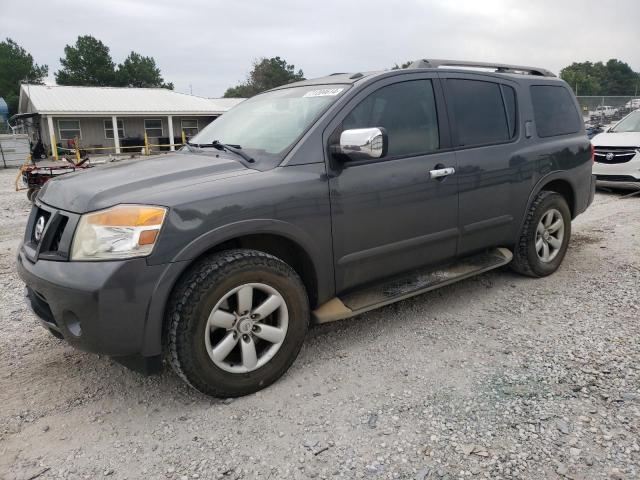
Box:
left=594, top=146, right=638, bottom=164
left=24, top=203, right=78, bottom=262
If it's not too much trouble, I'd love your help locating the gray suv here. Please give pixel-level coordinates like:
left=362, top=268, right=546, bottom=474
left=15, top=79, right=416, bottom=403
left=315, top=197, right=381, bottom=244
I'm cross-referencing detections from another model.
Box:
left=17, top=59, right=595, bottom=397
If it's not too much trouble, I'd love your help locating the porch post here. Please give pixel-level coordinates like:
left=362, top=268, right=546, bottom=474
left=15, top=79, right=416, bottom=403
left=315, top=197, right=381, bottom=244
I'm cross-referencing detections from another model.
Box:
left=47, top=115, right=58, bottom=161
left=167, top=115, right=175, bottom=151
left=112, top=115, right=121, bottom=154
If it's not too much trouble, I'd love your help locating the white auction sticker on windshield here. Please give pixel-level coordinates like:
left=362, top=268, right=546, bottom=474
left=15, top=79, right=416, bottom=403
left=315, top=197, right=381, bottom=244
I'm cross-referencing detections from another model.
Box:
left=303, top=88, right=344, bottom=98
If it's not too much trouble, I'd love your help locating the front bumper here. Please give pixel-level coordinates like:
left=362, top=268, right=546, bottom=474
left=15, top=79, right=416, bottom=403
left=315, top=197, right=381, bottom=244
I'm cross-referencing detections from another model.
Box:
left=593, top=151, right=640, bottom=189
left=17, top=248, right=167, bottom=359
left=595, top=178, right=640, bottom=190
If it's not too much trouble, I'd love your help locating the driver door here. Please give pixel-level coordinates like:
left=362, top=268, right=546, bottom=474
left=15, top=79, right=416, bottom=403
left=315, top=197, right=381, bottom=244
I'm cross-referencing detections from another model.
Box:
left=325, top=74, right=460, bottom=292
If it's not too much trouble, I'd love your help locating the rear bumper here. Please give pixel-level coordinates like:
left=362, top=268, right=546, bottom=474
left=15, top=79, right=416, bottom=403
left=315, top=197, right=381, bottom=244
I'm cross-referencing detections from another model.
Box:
left=17, top=248, right=167, bottom=359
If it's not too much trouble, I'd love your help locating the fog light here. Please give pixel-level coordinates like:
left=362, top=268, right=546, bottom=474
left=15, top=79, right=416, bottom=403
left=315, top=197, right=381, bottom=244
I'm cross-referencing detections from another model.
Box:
left=63, top=310, right=82, bottom=337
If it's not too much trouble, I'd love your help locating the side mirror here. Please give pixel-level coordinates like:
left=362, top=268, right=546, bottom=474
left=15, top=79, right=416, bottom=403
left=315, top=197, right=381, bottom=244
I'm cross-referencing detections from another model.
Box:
left=334, top=127, right=388, bottom=160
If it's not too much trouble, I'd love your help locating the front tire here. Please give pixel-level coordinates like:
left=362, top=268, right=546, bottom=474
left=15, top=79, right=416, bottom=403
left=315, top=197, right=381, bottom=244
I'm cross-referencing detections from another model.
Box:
left=167, top=249, right=309, bottom=397
left=511, top=191, right=571, bottom=277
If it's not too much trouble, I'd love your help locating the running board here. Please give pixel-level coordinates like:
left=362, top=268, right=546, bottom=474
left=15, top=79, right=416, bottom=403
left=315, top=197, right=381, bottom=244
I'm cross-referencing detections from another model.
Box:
left=313, top=248, right=513, bottom=324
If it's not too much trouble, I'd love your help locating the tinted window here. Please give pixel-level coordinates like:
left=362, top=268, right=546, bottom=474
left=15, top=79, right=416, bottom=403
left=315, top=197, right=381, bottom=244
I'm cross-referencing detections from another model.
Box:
left=530, top=85, right=581, bottom=137
left=501, top=85, right=517, bottom=138
left=448, top=79, right=510, bottom=146
left=343, top=80, right=439, bottom=157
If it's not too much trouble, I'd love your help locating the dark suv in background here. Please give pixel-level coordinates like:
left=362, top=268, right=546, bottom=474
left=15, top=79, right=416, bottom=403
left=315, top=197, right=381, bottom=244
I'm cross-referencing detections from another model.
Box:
left=17, top=59, right=595, bottom=397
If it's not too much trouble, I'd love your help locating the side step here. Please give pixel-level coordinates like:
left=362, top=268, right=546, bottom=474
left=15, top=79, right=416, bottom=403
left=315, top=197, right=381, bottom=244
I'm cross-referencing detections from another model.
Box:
left=313, top=248, right=512, bottom=324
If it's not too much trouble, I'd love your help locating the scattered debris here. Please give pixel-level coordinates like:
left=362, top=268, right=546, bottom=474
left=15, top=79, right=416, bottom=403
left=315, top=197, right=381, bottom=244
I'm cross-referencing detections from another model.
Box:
left=313, top=446, right=330, bottom=456
left=26, top=468, right=50, bottom=480
left=367, top=413, right=378, bottom=429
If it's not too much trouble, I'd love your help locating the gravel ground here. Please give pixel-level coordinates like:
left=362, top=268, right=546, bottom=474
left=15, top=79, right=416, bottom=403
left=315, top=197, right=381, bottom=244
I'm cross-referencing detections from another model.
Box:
left=0, top=167, right=638, bottom=480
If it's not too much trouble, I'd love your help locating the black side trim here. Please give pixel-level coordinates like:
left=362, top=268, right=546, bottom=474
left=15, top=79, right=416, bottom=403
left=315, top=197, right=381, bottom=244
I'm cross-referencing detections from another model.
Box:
left=337, top=228, right=459, bottom=266
left=462, top=215, right=513, bottom=234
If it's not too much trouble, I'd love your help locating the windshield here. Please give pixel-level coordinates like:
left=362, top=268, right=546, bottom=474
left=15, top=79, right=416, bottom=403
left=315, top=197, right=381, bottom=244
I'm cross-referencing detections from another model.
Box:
left=188, top=84, right=349, bottom=164
left=611, top=111, right=640, bottom=133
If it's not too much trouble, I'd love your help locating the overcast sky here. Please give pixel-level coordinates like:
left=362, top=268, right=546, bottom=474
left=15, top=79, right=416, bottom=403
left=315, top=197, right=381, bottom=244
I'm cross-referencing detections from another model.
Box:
left=1, top=0, right=638, bottom=98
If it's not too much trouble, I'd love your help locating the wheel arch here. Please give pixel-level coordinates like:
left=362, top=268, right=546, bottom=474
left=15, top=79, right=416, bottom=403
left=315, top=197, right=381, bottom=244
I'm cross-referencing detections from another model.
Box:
left=141, top=221, right=328, bottom=358
left=193, top=233, right=320, bottom=309
left=513, top=173, right=576, bottom=247
left=539, top=178, right=576, bottom=217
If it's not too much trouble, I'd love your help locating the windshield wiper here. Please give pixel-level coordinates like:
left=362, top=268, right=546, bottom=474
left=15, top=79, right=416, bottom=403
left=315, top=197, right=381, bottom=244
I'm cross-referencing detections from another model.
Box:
left=186, top=140, right=255, bottom=163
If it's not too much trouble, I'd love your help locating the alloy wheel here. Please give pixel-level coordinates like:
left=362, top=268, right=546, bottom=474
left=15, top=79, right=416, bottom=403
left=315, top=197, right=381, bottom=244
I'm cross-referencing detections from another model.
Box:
left=204, top=283, right=289, bottom=373
left=535, top=208, right=565, bottom=262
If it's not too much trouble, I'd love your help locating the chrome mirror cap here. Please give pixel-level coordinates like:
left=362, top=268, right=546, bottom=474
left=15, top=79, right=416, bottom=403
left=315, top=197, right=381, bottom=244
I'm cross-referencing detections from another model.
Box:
left=338, top=127, right=387, bottom=160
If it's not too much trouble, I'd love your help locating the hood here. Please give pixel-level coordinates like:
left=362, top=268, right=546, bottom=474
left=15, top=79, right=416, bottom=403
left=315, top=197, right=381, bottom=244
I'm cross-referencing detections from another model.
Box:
left=591, top=132, right=640, bottom=148
left=40, top=152, right=256, bottom=213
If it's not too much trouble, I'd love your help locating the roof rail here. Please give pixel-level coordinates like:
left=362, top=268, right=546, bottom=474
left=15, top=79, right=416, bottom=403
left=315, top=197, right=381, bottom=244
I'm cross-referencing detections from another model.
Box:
left=408, top=59, right=556, bottom=77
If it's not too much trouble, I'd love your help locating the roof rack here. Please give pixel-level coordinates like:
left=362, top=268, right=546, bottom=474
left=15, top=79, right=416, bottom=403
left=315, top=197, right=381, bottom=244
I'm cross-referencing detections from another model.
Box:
left=408, top=59, right=556, bottom=77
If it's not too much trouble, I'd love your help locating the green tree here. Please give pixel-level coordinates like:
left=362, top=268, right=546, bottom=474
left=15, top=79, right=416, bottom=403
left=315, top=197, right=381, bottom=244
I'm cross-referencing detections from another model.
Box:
left=560, top=59, right=640, bottom=96
left=0, top=38, right=48, bottom=115
left=115, top=51, right=173, bottom=89
left=604, top=59, right=640, bottom=95
left=224, top=56, right=304, bottom=98
left=391, top=60, right=413, bottom=70
left=55, top=35, right=116, bottom=86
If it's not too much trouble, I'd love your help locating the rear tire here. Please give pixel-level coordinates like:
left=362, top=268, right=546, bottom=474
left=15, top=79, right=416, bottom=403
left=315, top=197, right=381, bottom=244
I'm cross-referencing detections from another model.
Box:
left=166, top=249, right=309, bottom=397
left=511, top=191, right=571, bottom=277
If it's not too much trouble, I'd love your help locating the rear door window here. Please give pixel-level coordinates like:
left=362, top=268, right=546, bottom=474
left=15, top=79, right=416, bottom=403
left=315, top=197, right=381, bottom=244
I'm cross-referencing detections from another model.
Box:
left=447, top=79, right=511, bottom=147
left=342, top=80, right=439, bottom=157
left=530, top=85, right=581, bottom=137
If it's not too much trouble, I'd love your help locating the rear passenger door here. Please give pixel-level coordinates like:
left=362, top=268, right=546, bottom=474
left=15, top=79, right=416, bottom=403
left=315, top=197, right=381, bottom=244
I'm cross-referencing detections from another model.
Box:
left=441, top=74, right=525, bottom=256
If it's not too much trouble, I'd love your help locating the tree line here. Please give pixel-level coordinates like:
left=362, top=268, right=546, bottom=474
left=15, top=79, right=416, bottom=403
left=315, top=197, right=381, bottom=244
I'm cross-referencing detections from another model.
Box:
left=559, top=59, right=640, bottom=96
left=392, top=59, right=640, bottom=96
left=2, top=34, right=639, bottom=118
left=0, top=35, right=172, bottom=116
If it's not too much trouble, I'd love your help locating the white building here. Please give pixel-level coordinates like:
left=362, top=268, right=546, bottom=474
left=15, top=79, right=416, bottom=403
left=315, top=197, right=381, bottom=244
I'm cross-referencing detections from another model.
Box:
left=17, top=84, right=244, bottom=156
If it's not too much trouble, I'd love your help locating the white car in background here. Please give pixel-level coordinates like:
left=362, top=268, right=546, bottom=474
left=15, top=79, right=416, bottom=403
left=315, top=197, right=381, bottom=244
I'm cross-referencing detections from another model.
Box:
left=624, top=98, right=640, bottom=110
left=592, top=105, right=618, bottom=118
left=592, top=110, right=640, bottom=189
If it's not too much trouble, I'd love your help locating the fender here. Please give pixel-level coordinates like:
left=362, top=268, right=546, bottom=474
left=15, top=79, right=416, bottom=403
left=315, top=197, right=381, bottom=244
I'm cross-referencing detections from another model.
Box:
left=139, top=218, right=331, bottom=357
left=171, top=218, right=324, bottom=265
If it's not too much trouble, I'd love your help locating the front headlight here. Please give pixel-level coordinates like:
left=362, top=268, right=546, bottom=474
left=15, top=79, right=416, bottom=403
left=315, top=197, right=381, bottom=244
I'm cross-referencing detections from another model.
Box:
left=71, top=204, right=167, bottom=261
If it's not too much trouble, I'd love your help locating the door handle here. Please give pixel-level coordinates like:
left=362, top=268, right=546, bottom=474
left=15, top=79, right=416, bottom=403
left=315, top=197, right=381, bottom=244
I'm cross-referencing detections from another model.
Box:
left=429, top=167, right=455, bottom=180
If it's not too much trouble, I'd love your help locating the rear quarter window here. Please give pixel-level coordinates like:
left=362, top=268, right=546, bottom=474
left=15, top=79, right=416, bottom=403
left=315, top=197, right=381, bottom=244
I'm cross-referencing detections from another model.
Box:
left=530, top=85, right=581, bottom=138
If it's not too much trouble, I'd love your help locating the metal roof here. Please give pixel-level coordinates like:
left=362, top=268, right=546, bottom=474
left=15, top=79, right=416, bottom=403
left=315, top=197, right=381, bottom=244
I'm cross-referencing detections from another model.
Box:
left=19, top=84, right=244, bottom=116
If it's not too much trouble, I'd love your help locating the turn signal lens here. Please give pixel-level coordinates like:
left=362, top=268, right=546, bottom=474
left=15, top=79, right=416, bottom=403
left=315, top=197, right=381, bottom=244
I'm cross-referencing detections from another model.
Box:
left=71, top=205, right=167, bottom=261
left=86, top=206, right=166, bottom=227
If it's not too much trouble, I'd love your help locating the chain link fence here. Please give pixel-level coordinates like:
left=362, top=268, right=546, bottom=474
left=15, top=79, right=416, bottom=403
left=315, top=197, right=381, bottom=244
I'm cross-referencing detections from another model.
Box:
left=576, top=96, right=640, bottom=125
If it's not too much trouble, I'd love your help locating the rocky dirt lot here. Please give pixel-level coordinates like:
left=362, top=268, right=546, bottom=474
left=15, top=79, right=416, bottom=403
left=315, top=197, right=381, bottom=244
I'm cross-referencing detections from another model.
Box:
left=0, top=167, right=638, bottom=480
